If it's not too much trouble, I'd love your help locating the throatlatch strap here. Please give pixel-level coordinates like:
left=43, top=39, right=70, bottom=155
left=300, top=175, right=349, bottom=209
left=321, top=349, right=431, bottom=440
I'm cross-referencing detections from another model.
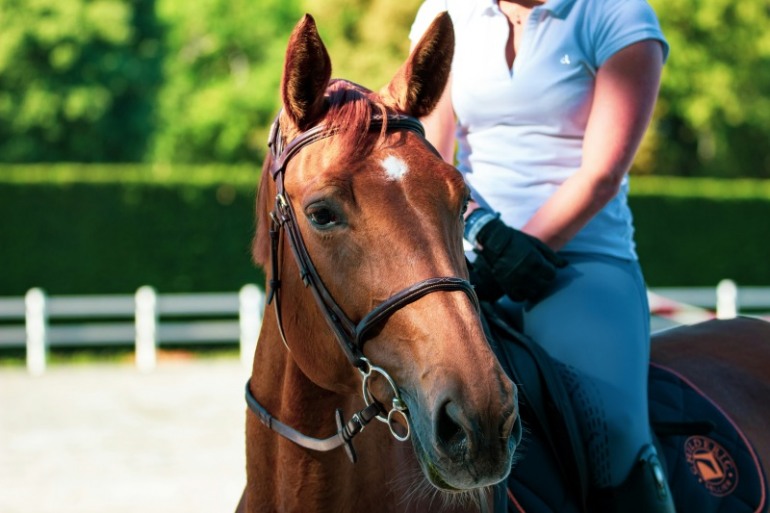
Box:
left=245, top=381, right=381, bottom=462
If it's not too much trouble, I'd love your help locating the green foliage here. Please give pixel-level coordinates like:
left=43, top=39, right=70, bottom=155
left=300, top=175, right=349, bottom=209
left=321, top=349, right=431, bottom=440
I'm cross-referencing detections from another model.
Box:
left=0, top=164, right=262, bottom=295
left=304, top=0, right=423, bottom=88
left=0, top=163, right=256, bottom=186
left=633, top=196, right=770, bottom=286
left=631, top=175, right=770, bottom=199
left=644, top=0, right=770, bottom=178
left=629, top=176, right=770, bottom=286
left=150, top=0, right=302, bottom=164
left=2, top=0, right=770, bottom=180
left=149, top=0, right=423, bottom=163
left=1, top=168, right=768, bottom=294
left=0, top=0, right=163, bottom=162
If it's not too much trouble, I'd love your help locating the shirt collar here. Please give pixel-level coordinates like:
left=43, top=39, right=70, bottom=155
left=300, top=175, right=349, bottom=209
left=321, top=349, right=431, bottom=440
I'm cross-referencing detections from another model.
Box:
left=482, top=0, right=577, bottom=18
left=481, top=0, right=498, bottom=15
left=542, top=0, right=577, bottom=17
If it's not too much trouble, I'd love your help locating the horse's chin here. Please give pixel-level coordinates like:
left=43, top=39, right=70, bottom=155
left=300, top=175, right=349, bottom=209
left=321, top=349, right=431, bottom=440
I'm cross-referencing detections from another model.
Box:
left=424, top=461, right=474, bottom=493
left=411, top=434, right=512, bottom=494
left=414, top=461, right=494, bottom=511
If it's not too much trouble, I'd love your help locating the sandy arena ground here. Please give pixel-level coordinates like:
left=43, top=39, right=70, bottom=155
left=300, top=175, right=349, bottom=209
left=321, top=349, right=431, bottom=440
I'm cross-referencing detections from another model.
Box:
left=0, top=358, right=249, bottom=513
left=0, top=315, right=681, bottom=513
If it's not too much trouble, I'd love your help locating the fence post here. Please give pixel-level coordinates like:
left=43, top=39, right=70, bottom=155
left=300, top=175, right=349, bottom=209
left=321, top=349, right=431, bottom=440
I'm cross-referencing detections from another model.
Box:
left=239, top=284, right=263, bottom=368
left=135, top=286, right=157, bottom=372
left=716, top=279, right=738, bottom=319
left=25, top=288, right=48, bottom=376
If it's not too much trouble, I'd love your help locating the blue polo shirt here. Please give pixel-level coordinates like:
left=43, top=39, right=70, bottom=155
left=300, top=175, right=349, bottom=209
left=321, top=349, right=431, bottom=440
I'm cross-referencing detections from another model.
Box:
left=410, top=0, right=668, bottom=260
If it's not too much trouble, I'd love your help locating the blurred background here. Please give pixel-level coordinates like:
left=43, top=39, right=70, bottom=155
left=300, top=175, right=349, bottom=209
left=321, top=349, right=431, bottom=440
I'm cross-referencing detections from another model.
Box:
left=0, top=0, right=769, bottom=297
left=1, top=0, right=769, bottom=511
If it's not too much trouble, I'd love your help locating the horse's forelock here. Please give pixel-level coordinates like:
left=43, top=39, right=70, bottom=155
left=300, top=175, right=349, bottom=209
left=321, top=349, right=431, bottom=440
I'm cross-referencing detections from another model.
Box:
left=325, top=80, right=389, bottom=160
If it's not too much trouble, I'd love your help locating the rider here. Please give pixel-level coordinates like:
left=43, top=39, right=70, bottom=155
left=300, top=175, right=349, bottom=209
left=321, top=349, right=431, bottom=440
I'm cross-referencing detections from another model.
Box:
left=409, top=0, right=672, bottom=511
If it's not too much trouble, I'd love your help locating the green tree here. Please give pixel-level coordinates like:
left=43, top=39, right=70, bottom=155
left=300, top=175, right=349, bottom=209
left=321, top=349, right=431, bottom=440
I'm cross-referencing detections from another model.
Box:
left=150, top=0, right=302, bottom=164
left=642, top=0, right=770, bottom=177
left=0, top=0, right=163, bottom=162
left=303, top=0, right=423, bottom=90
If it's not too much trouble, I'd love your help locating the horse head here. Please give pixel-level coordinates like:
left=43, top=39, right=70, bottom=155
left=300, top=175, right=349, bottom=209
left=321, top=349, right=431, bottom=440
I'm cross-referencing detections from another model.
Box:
left=251, top=13, right=520, bottom=501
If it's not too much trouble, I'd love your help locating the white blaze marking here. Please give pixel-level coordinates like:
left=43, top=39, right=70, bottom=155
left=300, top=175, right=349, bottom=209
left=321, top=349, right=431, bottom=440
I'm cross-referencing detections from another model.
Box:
left=381, top=155, right=408, bottom=181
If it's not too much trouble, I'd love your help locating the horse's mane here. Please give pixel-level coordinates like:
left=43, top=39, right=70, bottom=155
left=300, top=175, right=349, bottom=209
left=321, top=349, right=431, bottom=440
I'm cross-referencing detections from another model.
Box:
left=252, top=79, right=393, bottom=267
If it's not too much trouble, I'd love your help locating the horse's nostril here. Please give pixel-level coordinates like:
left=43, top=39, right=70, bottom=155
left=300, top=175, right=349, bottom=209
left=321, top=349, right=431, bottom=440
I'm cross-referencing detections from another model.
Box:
left=435, top=401, right=470, bottom=456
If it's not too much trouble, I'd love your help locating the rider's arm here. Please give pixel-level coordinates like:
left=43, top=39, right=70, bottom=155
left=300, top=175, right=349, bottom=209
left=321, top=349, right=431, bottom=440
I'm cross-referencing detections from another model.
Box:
left=418, top=77, right=496, bottom=223
left=521, top=39, right=664, bottom=251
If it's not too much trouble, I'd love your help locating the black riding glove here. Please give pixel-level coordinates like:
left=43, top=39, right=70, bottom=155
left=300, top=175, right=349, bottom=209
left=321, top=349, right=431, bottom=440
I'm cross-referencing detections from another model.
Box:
left=470, top=214, right=567, bottom=302
left=467, top=256, right=505, bottom=302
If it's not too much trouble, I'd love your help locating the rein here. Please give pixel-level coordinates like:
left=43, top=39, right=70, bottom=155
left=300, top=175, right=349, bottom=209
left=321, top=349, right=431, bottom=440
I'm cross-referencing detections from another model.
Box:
left=246, top=110, right=480, bottom=463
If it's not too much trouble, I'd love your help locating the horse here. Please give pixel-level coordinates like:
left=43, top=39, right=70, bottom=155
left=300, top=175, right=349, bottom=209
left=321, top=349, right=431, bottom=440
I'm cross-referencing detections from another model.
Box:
left=237, top=11, right=770, bottom=513
left=238, top=13, right=520, bottom=513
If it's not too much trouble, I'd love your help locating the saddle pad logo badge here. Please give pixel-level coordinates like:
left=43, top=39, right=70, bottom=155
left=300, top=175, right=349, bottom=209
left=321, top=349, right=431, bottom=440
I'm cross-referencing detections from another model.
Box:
left=684, top=435, right=739, bottom=497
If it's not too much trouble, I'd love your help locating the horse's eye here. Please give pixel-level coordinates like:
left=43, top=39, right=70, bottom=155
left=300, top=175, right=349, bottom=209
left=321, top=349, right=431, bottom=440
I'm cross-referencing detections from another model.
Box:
left=307, top=206, right=339, bottom=229
left=460, top=197, right=470, bottom=220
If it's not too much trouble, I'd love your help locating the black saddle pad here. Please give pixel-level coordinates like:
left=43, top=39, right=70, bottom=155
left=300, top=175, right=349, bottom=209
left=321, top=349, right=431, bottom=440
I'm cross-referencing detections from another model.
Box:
left=484, top=303, right=767, bottom=513
left=499, top=363, right=769, bottom=513
left=481, top=303, right=586, bottom=513
left=649, top=363, right=767, bottom=513
left=502, top=404, right=583, bottom=513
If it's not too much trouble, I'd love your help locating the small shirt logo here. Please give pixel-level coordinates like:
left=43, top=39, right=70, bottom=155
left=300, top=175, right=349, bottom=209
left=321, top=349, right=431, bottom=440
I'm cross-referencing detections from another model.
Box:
left=560, top=54, right=571, bottom=65
left=684, top=435, right=739, bottom=497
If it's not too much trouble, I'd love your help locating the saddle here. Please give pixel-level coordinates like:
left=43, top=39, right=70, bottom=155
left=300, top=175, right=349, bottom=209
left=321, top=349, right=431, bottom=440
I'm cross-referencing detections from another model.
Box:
left=480, top=303, right=768, bottom=513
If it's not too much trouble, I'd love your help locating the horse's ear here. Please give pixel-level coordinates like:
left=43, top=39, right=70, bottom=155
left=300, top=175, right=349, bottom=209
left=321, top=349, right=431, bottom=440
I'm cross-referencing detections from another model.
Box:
left=380, top=12, right=454, bottom=118
left=252, top=158, right=273, bottom=267
left=281, top=14, right=331, bottom=131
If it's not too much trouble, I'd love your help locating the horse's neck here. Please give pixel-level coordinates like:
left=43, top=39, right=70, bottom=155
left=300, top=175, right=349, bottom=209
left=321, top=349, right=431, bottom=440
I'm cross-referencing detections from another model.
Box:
left=245, top=311, right=394, bottom=511
left=247, top=306, right=354, bottom=431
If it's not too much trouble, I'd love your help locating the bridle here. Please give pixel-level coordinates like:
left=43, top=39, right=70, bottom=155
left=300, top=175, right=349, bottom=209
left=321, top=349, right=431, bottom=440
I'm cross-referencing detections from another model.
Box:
left=246, top=109, right=480, bottom=463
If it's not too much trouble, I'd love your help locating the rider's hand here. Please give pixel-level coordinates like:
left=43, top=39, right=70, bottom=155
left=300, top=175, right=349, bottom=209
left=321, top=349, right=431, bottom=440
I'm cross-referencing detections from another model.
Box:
left=474, top=217, right=567, bottom=302
left=467, top=256, right=505, bottom=302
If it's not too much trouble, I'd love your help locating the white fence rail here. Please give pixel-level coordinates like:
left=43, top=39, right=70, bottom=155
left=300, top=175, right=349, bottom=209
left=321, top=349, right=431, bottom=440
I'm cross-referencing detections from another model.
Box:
left=2, top=280, right=769, bottom=375
left=0, top=285, right=265, bottom=375
left=647, top=279, right=770, bottom=325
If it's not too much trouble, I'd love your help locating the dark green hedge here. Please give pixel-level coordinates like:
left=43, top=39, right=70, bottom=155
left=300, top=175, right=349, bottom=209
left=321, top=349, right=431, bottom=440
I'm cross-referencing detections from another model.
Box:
left=0, top=165, right=263, bottom=295
left=1, top=167, right=769, bottom=295
left=629, top=176, right=770, bottom=286
left=633, top=196, right=770, bottom=286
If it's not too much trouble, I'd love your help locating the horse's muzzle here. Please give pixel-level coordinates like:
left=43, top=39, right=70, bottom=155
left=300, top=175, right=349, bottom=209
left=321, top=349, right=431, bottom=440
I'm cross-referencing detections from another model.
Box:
left=412, top=380, right=521, bottom=491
